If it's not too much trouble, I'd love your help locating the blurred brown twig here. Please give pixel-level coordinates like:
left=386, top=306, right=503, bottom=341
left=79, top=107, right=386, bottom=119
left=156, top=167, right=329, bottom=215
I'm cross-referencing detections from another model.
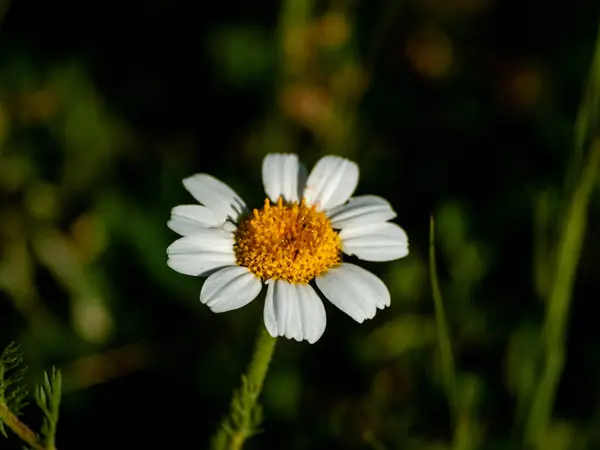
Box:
left=61, top=342, right=151, bottom=393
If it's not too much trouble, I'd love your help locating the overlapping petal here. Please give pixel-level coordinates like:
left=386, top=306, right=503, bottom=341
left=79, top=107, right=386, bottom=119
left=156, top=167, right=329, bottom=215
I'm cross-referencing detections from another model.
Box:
left=166, top=229, right=236, bottom=276
left=263, top=280, right=326, bottom=343
left=327, top=195, right=397, bottom=229
left=168, top=205, right=227, bottom=236
left=339, top=222, right=409, bottom=261
left=262, top=153, right=306, bottom=203
left=303, top=156, right=359, bottom=210
left=200, top=266, right=262, bottom=313
left=182, top=173, right=247, bottom=222
left=316, top=263, right=390, bottom=323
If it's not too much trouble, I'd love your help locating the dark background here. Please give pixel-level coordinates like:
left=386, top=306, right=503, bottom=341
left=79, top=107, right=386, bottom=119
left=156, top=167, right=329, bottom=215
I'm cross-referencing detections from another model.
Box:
left=1, top=0, right=600, bottom=449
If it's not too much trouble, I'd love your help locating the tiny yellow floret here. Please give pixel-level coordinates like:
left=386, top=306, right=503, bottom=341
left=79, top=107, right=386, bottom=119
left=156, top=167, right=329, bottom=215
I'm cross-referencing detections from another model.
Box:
left=234, top=197, right=341, bottom=284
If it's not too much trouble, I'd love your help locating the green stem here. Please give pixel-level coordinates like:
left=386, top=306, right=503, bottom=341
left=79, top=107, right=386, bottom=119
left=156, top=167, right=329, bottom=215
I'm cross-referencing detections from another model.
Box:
left=429, top=217, right=458, bottom=415
left=430, top=218, right=476, bottom=450
left=0, top=401, right=46, bottom=450
left=524, top=18, right=600, bottom=446
left=525, top=140, right=600, bottom=447
left=573, top=18, right=600, bottom=169
left=211, top=325, right=278, bottom=450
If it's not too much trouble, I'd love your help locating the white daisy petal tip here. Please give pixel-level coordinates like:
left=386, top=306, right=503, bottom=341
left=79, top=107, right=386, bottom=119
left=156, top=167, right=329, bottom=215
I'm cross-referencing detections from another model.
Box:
left=316, top=263, right=390, bottom=324
left=167, top=204, right=226, bottom=236
left=262, top=153, right=302, bottom=203
left=264, top=280, right=327, bottom=344
left=166, top=230, right=236, bottom=276
left=200, top=266, right=262, bottom=313
left=182, top=173, right=247, bottom=222
left=303, top=155, right=359, bottom=211
left=327, top=195, right=398, bottom=229
left=340, top=222, right=409, bottom=262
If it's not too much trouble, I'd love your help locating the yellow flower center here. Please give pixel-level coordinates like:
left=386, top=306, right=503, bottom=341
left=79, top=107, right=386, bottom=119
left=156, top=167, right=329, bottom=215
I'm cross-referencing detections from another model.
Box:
left=234, top=197, right=342, bottom=284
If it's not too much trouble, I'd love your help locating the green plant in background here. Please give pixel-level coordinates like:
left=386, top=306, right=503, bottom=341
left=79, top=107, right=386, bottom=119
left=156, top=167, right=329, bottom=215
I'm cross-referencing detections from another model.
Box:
left=427, top=16, right=600, bottom=450
left=0, top=343, right=62, bottom=450
left=0, top=61, right=122, bottom=365
left=0, top=342, right=28, bottom=438
left=523, top=20, right=600, bottom=449
left=2, top=0, right=600, bottom=449
left=36, top=367, right=62, bottom=450
left=430, top=217, right=486, bottom=450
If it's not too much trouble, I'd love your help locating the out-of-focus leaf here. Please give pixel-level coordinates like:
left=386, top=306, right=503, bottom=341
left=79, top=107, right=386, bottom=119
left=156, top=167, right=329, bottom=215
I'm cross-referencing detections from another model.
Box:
left=448, top=242, right=489, bottom=283
left=361, top=315, right=437, bottom=362
left=71, top=296, right=113, bottom=345
left=451, top=373, right=485, bottom=450
left=0, top=102, right=9, bottom=145
left=385, top=256, right=427, bottom=305
left=70, top=211, right=108, bottom=265
left=23, top=181, right=59, bottom=220
left=207, top=26, right=275, bottom=87
left=263, top=369, right=301, bottom=419
left=0, top=153, right=34, bottom=192
left=533, top=188, right=556, bottom=302
left=436, top=203, right=468, bottom=257
left=0, top=235, right=35, bottom=306
left=504, top=324, right=541, bottom=426
left=48, top=64, right=124, bottom=191
left=96, top=192, right=199, bottom=302
left=456, top=373, right=483, bottom=413
left=539, top=421, right=578, bottom=450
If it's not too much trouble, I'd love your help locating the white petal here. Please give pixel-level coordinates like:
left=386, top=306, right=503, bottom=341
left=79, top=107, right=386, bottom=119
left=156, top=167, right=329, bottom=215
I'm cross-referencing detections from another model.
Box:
left=316, top=263, right=390, bottom=323
left=166, top=229, right=236, bottom=276
left=200, top=266, right=262, bottom=313
left=223, top=222, right=238, bottom=233
left=264, top=280, right=327, bottom=343
left=340, top=222, right=409, bottom=261
left=327, top=195, right=397, bottom=229
left=262, top=153, right=304, bottom=203
left=167, top=205, right=226, bottom=236
left=182, top=173, right=247, bottom=222
left=303, top=155, right=359, bottom=210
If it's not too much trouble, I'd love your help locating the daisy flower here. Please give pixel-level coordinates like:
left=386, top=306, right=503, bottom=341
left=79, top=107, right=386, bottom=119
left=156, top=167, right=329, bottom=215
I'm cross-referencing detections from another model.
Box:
left=166, top=154, right=409, bottom=343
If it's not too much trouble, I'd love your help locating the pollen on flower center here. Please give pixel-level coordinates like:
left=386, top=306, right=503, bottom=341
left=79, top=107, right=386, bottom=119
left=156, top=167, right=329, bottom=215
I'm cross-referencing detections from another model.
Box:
left=234, top=197, right=341, bottom=284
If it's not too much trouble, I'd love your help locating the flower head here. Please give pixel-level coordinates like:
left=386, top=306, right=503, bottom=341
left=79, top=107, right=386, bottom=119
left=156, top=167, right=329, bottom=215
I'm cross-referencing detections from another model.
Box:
left=167, top=154, right=409, bottom=343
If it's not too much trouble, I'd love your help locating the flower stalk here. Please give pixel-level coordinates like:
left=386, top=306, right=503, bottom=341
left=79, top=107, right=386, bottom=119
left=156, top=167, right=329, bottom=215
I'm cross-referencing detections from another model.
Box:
left=211, top=325, right=277, bottom=450
left=0, top=401, right=46, bottom=450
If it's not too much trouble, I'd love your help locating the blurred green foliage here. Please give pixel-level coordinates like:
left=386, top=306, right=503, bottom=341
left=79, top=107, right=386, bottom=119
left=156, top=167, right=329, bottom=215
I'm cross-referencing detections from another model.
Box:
left=1, top=0, right=600, bottom=449
left=0, top=343, right=28, bottom=437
